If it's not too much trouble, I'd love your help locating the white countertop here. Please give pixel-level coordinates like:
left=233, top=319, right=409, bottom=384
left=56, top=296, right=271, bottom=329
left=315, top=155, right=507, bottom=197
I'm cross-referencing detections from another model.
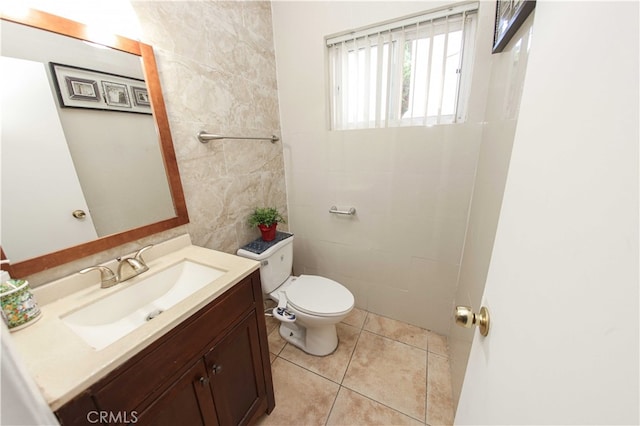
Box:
left=8, top=235, right=260, bottom=411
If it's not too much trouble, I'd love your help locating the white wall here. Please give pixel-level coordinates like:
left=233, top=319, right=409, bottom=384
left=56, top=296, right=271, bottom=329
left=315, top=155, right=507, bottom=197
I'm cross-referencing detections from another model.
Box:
left=272, top=1, right=494, bottom=334
left=448, top=5, right=534, bottom=406
left=273, top=2, right=475, bottom=333
left=456, top=1, right=639, bottom=423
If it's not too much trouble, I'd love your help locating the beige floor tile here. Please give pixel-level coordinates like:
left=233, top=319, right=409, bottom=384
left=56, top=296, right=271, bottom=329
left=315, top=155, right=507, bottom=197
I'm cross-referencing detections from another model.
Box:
left=343, top=331, right=427, bottom=421
left=426, top=353, right=454, bottom=426
left=279, top=323, right=360, bottom=383
left=265, top=315, right=280, bottom=335
left=427, top=331, right=449, bottom=357
left=364, top=313, right=429, bottom=350
left=341, top=307, right=368, bottom=329
left=327, top=387, right=424, bottom=426
left=268, top=325, right=287, bottom=356
left=256, top=358, right=339, bottom=426
left=269, top=353, right=276, bottom=364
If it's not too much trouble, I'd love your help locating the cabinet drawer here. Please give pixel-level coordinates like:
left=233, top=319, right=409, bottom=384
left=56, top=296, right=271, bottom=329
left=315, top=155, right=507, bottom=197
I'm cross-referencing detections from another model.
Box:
left=93, top=276, right=255, bottom=413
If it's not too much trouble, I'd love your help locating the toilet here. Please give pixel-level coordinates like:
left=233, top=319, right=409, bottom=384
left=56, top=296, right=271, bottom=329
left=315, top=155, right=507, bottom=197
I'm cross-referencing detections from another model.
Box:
left=237, top=232, right=354, bottom=356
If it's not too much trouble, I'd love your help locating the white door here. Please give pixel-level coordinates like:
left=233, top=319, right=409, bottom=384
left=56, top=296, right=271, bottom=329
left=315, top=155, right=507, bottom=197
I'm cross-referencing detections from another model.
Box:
left=1, top=56, right=98, bottom=262
left=455, top=2, right=639, bottom=425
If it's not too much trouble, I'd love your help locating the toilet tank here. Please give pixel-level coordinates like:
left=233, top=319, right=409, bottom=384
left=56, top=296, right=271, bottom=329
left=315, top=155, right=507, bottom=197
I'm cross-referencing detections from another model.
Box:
left=236, top=235, right=293, bottom=294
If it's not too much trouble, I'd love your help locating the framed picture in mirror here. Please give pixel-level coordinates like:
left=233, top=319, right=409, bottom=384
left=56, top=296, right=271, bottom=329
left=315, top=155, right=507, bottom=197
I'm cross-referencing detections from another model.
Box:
left=50, top=62, right=150, bottom=113
left=131, top=86, right=151, bottom=107
left=102, top=81, right=131, bottom=108
left=64, top=76, right=100, bottom=101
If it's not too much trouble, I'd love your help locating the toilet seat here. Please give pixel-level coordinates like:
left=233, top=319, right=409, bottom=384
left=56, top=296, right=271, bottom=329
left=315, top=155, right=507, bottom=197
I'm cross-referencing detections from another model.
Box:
left=284, top=275, right=354, bottom=317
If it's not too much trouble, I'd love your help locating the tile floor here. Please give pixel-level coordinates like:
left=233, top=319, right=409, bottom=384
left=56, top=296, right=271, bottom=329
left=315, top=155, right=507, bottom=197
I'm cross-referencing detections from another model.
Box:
left=256, top=308, right=454, bottom=426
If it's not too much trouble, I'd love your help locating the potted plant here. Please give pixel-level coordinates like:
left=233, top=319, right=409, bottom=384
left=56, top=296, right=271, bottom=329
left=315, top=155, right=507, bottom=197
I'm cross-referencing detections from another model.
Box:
left=248, top=207, right=286, bottom=242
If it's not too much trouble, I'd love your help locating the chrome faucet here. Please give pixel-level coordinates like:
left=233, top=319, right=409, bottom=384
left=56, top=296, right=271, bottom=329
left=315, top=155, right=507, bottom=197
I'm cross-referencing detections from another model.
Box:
left=79, top=265, right=119, bottom=288
left=117, top=245, right=152, bottom=282
left=80, top=245, right=153, bottom=288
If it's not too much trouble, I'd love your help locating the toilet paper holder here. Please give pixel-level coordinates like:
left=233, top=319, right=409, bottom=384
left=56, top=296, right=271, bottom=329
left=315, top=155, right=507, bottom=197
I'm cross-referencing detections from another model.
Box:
left=329, top=206, right=356, bottom=216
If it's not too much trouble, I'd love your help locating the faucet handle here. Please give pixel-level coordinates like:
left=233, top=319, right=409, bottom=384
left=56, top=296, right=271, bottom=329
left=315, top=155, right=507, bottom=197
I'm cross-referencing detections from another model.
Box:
left=115, top=245, right=153, bottom=262
left=80, top=266, right=118, bottom=288
left=134, top=244, right=153, bottom=262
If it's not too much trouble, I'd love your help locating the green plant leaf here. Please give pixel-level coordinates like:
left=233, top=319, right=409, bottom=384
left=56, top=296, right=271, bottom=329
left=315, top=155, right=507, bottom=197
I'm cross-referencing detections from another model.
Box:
left=248, top=207, right=286, bottom=227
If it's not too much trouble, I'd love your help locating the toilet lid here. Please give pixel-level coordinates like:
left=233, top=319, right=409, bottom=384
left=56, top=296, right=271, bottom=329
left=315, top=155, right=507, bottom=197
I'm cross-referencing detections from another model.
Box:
left=285, top=275, right=354, bottom=317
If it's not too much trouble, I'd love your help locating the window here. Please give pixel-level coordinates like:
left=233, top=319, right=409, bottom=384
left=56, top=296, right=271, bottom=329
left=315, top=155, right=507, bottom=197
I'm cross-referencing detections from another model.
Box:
left=327, top=3, right=478, bottom=130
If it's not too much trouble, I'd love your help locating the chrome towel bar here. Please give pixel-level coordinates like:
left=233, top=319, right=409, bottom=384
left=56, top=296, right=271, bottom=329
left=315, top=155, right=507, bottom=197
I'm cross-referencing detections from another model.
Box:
left=329, top=206, right=356, bottom=216
left=198, top=131, right=279, bottom=144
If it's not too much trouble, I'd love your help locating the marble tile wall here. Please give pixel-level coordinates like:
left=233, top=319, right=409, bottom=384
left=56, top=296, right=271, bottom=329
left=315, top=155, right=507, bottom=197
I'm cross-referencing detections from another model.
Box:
left=132, top=1, right=287, bottom=253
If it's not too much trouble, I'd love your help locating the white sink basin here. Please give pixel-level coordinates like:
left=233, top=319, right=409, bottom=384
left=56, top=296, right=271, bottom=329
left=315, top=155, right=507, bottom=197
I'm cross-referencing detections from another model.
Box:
left=61, top=260, right=226, bottom=350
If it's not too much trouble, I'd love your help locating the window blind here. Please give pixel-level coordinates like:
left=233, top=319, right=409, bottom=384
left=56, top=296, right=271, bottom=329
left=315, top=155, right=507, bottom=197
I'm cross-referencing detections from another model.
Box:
left=327, top=2, right=478, bottom=130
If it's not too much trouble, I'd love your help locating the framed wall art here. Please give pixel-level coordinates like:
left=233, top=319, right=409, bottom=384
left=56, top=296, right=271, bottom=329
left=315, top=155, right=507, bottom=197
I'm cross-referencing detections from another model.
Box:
left=492, top=0, right=536, bottom=54
left=131, top=86, right=151, bottom=107
left=64, top=76, right=100, bottom=101
left=50, top=63, right=151, bottom=114
left=102, top=81, right=131, bottom=108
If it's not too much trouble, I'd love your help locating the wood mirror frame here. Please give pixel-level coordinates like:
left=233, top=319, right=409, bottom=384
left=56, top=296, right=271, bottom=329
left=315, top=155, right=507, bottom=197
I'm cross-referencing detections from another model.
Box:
left=0, top=8, right=189, bottom=278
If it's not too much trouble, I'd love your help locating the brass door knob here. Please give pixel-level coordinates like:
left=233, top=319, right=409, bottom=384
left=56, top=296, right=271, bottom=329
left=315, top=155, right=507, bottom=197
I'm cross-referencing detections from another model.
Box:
left=454, top=305, right=490, bottom=336
left=72, top=209, right=86, bottom=219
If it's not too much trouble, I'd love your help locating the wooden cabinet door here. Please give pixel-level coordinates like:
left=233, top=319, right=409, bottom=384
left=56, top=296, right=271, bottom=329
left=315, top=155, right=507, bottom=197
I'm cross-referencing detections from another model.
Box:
left=136, top=359, right=219, bottom=426
left=205, top=312, right=267, bottom=426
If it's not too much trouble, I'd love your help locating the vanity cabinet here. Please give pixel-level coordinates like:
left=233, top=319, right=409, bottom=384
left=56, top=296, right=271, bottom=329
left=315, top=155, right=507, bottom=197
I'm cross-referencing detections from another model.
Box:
left=204, top=312, right=266, bottom=425
left=136, top=359, right=217, bottom=426
left=55, top=270, right=274, bottom=425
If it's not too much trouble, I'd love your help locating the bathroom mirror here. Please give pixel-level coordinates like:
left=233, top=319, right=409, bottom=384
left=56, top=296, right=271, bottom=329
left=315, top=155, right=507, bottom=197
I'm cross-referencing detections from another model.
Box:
left=0, top=8, right=189, bottom=277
